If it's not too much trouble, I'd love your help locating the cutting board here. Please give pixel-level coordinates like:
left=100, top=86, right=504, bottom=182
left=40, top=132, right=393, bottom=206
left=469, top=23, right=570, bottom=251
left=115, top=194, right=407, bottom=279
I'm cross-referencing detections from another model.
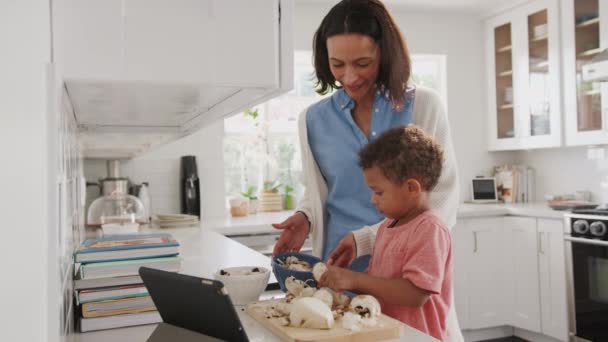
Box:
left=246, top=300, right=404, bottom=342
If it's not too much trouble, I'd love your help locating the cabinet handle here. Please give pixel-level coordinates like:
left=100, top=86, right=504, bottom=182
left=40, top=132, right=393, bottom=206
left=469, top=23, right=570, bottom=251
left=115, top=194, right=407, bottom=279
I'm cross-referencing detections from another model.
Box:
left=538, top=232, right=544, bottom=254
left=473, top=232, right=478, bottom=253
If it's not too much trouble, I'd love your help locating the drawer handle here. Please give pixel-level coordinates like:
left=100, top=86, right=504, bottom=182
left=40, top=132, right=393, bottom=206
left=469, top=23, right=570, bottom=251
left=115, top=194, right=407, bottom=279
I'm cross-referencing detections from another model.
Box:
left=473, top=232, right=478, bottom=253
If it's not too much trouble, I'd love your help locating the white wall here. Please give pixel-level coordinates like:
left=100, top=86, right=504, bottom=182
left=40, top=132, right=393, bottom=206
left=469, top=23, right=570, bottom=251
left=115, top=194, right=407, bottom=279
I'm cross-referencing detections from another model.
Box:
left=0, top=1, right=57, bottom=341
left=293, top=1, right=520, bottom=202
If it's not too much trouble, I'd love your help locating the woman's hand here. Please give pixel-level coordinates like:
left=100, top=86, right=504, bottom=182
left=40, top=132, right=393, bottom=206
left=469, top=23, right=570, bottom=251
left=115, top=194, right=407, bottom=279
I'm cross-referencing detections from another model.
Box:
left=272, top=212, right=310, bottom=255
left=327, top=233, right=357, bottom=267
left=318, top=264, right=358, bottom=292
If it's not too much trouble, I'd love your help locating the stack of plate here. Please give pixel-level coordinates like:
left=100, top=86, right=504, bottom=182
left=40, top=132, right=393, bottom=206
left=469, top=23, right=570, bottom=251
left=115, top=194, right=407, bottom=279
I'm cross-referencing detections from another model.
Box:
left=156, top=214, right=199, bottom=228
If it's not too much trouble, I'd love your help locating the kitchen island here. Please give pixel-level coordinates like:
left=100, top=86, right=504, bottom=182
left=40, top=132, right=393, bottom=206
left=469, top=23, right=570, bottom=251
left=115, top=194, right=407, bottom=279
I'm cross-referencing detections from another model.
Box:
left=74, top=227, right=438, bottom=342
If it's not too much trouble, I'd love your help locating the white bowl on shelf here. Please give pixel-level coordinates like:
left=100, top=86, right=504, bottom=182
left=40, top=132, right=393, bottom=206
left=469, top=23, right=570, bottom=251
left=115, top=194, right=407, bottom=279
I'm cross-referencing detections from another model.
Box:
left=213, top=266, right=270, bottom=305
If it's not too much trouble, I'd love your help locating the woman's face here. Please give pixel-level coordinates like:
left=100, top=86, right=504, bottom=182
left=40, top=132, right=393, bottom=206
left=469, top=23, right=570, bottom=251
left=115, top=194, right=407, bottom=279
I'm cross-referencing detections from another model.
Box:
left=327, top=33, right=380, bottom=104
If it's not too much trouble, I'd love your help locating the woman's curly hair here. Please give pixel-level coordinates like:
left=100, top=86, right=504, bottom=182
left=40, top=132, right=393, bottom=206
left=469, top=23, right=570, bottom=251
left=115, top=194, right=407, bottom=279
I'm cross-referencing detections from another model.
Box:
left=358, top=125, right=444, bottom=191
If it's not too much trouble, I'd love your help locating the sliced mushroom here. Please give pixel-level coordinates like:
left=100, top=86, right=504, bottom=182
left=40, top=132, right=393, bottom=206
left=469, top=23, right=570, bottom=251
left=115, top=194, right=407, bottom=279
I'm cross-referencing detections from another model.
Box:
left=312, top=262, right=327, bottom=281
left=289, top=297, right=334, bottom=329
left=349, top=295, right=381, bottom=319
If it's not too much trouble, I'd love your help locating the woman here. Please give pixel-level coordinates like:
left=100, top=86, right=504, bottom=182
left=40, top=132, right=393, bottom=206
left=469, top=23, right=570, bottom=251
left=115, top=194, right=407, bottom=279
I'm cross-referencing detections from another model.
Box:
left=272, top=0, right=459, bottom=263
left=272, top=1, right=462, bottom=340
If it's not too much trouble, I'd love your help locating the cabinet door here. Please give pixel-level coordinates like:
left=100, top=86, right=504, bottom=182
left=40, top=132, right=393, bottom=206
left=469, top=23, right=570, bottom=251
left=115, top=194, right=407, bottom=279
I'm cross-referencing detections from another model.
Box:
left=452, top=220, right=471, bottom=330
left=504, top=217, right=541, bottom=333
left=486, top=14, right=520, bottom=151
left=563, top=0, right=608, bottom=145
left=52, top=0, right=125, bottom=81
left=486, top=0, right=562, bottom=151
left=53, top=0, right=280, bottom=87
left=519, top=0, right=562, bottom=149
left=467, top=217, right=507, bottom=329
left=538, top=219, right=568, bottom=341
left=123, top=0, right=279, bottom=86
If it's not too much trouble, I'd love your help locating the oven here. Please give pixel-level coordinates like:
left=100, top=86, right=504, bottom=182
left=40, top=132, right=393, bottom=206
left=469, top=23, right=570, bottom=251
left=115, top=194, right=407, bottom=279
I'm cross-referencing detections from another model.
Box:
left=565, top=211, right=608, bottom=342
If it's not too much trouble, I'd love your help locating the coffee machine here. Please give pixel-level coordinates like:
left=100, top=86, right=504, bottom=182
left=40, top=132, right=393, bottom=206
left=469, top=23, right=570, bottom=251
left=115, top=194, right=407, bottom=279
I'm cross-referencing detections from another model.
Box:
left=180, top=156, right=200, bottom=217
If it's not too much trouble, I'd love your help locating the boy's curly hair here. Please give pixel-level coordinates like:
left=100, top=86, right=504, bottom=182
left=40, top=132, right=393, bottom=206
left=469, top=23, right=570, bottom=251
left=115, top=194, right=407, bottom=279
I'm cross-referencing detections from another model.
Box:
left=358, top=125, right=444, bottom=191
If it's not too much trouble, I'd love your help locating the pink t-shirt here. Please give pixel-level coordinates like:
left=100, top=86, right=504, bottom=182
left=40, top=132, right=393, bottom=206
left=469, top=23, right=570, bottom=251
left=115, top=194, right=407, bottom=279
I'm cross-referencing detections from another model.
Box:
left=367, top=210, right=452, bottom=341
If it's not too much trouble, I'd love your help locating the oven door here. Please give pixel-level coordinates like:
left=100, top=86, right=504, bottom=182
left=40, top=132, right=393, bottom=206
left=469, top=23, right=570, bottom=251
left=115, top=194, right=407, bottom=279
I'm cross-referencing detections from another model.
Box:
left=565, top=236, right=608, bottom=342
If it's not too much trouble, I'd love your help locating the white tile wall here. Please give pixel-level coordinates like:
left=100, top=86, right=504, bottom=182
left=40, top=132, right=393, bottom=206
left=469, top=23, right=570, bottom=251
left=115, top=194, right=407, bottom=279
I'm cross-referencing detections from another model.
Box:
left=84, top=119, right=227, bottom=222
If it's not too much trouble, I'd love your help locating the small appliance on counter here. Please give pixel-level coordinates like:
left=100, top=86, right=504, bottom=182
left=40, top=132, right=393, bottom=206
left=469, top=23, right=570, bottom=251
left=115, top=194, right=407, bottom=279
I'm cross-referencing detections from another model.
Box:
left=86, top=160, right=147, bottom=234
left=180, top=156, right=200, bottom=217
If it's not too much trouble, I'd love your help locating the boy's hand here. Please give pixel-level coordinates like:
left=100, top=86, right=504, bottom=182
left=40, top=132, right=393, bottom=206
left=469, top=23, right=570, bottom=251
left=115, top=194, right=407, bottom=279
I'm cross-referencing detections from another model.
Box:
left=318, top=264, right=358, bottom=292
left=327, top=233, right=356, bottom=267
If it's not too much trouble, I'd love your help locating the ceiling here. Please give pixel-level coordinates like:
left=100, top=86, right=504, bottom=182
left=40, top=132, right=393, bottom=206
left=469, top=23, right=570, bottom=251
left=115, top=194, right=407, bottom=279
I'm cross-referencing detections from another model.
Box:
left=296, top=0, right=527, bottom=16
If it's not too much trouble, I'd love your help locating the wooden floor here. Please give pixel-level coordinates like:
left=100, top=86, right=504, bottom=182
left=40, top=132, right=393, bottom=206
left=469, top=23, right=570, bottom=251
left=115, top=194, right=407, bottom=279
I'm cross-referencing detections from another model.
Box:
left=479, top=338, right=528, bottom=342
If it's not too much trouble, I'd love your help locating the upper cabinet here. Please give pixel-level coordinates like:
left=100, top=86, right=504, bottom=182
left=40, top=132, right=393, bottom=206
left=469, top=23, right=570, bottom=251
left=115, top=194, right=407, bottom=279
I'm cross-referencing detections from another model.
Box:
left=562, top=0, right=608, bottom=146
left=52, top=0, right=293, bottom=159
left=485, top=0, right=562, bottom=151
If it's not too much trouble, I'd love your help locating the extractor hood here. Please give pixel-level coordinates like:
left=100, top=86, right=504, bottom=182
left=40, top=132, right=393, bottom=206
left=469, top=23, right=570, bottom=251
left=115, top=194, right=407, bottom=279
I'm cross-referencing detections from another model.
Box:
left=582, top=49, right=608, bottom=82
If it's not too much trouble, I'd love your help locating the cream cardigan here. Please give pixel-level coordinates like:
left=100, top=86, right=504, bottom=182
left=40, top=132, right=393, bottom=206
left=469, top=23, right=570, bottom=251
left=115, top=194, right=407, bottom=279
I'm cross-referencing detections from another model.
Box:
left=296, top=86, right=460, bottom=258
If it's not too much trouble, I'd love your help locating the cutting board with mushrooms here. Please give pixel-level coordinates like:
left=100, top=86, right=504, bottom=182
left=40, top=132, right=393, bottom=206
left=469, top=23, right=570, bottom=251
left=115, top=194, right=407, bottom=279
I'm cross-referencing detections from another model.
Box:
left=246, top=298, right=403, bottom=342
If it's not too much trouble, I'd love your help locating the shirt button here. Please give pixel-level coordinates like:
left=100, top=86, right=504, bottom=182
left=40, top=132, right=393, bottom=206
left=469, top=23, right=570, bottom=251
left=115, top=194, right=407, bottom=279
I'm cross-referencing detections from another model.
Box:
left=375, top=108, right=379, bottom=113
left=372, top=131, right=377, bottom=136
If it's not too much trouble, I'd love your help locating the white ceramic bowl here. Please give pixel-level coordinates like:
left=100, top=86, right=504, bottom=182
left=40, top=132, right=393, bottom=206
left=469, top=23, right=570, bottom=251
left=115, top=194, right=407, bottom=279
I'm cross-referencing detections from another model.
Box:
left=213, top=266, right=270, bottom=305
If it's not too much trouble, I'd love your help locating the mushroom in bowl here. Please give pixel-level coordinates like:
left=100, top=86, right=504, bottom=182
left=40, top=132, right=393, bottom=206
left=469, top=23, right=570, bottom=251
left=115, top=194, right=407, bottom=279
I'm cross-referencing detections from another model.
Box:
left=271, top=252, right=323, bottom=292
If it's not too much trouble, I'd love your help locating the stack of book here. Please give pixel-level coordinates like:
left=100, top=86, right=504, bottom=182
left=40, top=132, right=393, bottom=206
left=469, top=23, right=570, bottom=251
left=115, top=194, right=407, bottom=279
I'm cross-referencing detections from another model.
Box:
left=494, top=164, right=535, bottom=203
left=74, top=233, right=181, bottom=332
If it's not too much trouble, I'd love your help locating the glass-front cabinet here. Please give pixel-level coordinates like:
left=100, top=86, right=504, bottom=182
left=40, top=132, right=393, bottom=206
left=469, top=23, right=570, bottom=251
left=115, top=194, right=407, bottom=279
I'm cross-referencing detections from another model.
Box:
left=562, top=0, right=608, bottom=146
left=486, top=0, right=561, bottom=151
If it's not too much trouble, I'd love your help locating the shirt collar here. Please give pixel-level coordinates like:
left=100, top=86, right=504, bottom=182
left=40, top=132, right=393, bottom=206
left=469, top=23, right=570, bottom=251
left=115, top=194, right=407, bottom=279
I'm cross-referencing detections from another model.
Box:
left=335, top=85, right=416, bottom=112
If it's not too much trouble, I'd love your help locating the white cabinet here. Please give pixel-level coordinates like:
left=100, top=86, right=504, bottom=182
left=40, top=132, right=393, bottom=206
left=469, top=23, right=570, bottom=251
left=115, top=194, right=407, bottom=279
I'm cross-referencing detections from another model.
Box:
left=52, top=0, right=294, bottom=159
left=485, top=0, right=562, bottom=151
left=504, top=217, right=541, bottom=333
left=537, top=218, right=568, bottom=341
left=562, top=0, right=608, bottom=146
left=454, top=217, right=507, bottom=329
left=454, top=215, right=568, bottom=340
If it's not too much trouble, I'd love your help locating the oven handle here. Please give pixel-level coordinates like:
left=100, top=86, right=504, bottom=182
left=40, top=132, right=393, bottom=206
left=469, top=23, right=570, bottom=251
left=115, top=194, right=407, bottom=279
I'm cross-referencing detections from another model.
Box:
left=564, top=235, right=608, bottom=247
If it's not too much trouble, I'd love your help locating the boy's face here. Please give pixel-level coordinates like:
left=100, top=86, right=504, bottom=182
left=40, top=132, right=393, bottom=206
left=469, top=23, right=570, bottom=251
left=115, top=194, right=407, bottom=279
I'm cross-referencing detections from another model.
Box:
left=363, top=166, right=419, bottom=220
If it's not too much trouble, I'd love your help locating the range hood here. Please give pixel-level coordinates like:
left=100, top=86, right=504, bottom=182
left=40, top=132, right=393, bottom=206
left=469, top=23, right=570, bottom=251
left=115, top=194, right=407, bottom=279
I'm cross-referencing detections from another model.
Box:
left=582, top=49, right=608, bottom=82
left=53, top=0, right=294, bottom=160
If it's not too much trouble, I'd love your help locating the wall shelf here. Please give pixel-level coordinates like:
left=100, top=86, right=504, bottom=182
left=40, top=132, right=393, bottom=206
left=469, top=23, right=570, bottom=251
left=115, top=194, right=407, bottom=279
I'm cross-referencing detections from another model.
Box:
left=576, top=17, right=599, bottom=29
left=497, top=45, right=512, bottom=53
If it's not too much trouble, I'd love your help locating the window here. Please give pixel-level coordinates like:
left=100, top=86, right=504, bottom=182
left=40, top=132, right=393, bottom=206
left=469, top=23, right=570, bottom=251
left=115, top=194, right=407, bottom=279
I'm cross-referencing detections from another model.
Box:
left=223, top=51, right=447, bottom=207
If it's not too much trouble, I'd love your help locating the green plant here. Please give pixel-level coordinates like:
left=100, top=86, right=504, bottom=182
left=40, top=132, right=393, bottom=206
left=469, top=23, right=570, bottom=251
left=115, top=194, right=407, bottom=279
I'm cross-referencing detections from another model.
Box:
left=244, top=108, right=260, bottom=126
left=283, top=184, right=295, bottom=210
left=263, top=180, right=281, bottom=193
left=240, top=185, right=257, bottom=200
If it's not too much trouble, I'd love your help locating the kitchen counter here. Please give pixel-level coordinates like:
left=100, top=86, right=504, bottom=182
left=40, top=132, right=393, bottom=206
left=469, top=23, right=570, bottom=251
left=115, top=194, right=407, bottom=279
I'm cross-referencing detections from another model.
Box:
left=207, top=203, right=566, bottom=237
left=74, top=227, right=438, bottom=342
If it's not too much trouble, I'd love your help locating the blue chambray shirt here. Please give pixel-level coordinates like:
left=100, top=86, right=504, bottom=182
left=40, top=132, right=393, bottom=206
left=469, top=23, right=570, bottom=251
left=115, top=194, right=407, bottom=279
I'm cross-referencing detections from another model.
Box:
left=306, top=87, right=415, bottom=260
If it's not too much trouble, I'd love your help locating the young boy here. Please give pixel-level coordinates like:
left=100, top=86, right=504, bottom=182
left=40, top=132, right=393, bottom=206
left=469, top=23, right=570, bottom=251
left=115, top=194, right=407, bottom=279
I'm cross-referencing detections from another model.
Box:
left=318, top=125, right=452, bottom=341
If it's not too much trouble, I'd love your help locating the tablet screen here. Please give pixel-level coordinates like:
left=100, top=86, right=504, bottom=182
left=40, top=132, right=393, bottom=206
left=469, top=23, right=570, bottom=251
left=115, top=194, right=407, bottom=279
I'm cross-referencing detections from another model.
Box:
left=473, top=178, right=497, bottom=200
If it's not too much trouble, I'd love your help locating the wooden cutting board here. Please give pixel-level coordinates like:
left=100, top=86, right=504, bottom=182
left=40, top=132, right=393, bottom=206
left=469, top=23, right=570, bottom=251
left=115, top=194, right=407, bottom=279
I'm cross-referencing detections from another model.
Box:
left=246, top=300, right=404, bottom=342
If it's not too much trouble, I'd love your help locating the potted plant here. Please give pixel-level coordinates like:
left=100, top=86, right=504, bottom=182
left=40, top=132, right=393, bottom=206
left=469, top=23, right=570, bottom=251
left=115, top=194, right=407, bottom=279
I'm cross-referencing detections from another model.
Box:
left=241, top=185, right=259, bottom=214
left=283, top=184, right=295, bottom=210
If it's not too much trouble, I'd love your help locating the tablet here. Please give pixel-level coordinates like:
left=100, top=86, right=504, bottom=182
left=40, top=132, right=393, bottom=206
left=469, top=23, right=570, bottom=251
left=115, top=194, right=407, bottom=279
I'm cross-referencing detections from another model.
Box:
left=139, top=267, right=249, bottom=342
left=471, top=177, right=498, bottom=203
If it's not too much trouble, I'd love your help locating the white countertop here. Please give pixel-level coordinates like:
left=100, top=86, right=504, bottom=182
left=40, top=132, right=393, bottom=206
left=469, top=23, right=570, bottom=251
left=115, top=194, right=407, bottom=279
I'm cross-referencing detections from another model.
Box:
left=206, top=203, right=566, bottom=237
left=74, top=227, right=438, bottom=342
